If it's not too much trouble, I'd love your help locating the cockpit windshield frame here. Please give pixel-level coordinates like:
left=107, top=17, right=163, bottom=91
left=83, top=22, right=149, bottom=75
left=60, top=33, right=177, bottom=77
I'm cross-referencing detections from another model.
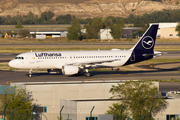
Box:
left=15, top=57, right=24, bottom=60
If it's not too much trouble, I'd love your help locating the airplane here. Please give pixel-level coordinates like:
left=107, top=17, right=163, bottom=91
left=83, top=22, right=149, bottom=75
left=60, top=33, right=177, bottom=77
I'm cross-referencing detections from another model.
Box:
left=9, top=24, right=162, bottom=77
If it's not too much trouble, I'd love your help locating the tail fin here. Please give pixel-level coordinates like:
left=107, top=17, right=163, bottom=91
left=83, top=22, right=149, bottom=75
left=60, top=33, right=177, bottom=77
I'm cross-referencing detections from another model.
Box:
left=131, top=24, right=159, bottom=52
left=124, top=24, right=159, bottom=66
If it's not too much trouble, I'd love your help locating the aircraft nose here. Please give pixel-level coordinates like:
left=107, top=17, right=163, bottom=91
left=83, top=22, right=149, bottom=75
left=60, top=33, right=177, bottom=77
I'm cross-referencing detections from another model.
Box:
left=9, top=60, right=16, bottom=68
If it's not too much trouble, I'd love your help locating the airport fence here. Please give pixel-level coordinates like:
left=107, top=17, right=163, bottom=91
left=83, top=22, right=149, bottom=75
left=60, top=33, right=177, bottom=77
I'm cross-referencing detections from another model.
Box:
left=29, top=113, right=160, bottom=120
left=0, top=109, right=164, bottom=120
left=0, top=112, right=166, bottom=120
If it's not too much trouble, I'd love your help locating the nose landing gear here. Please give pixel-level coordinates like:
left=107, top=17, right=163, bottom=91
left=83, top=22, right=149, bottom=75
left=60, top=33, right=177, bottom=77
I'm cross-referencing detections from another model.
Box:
left=84, top=69, right=91, bottom=77
left=28, top=69, right=32, bottom=78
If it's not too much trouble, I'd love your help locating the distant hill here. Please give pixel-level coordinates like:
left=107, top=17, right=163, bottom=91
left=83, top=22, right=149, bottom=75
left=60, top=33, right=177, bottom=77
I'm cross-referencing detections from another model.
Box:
left=18, top=0, right=92, bottom=4
left=0, top=0, right=180, bottom=18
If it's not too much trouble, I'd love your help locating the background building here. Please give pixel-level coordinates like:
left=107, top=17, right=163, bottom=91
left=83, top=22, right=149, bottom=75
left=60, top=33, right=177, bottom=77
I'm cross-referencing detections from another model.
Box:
left=9, top=80, right=180, bottom=120
left=13, top=81, right=180, bottom=120
left=30, top=31, right=67, bottom=39
left=100, top=27, right=142, bottom=39
left=150, top=23, right=179, bottom=38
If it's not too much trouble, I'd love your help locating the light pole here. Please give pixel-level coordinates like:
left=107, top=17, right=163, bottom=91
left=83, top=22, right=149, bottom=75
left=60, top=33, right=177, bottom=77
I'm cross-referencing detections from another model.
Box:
left=60, top=106, right=64, bottom=120
left=4, top=104, right=8, bottom=120
left=32, top=105, right=37, bottom=120
left=120, top=106, right=124, bottom=120
left=149, top=106, right=153, bottom=120
left=90, top=106, right=95, bottom=120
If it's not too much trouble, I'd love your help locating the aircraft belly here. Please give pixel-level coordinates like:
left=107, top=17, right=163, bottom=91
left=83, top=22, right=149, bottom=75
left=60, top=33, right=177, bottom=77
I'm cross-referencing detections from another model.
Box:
left=39, top=60, right=59, bottom=69
left=23, top=60, right=57, bottom=69
left=94, top=61, right=123, bottom=67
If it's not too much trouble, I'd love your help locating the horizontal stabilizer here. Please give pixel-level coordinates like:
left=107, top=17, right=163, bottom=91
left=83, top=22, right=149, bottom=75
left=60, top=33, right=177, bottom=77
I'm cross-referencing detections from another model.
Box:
left=142, top=51, right=162, bottom=57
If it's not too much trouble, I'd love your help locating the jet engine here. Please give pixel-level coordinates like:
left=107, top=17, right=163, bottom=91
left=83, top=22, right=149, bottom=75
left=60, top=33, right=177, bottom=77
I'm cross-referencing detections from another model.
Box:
left=62, top=65, right=79, bottom=75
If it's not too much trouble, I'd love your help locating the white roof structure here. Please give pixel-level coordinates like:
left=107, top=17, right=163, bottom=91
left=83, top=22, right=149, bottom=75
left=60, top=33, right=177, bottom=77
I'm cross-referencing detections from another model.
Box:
left=150, top=22, right=179, bottom=28
left=30, top=32, right=61, bottom=34
left=150, top=23, right=179, bottom=37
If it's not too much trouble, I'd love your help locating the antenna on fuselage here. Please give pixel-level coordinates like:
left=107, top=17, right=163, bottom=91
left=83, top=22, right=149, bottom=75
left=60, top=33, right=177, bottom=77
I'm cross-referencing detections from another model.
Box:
left=31, top=50, right=33, bottom=52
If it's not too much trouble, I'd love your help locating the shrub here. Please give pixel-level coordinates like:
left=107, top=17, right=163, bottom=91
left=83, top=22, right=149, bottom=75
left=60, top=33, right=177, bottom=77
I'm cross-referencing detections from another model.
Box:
left=19, top=29, right=29, bottom=37
left=15, top=21, right=23, bottom=28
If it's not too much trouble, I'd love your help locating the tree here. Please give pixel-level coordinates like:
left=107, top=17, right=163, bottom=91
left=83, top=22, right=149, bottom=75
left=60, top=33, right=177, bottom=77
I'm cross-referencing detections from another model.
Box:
left=0, top=86, right=33, bottom=119
left=104, top=16, right=116, bottom=28
left=39, top=11, right=54, bottom=23
left=110, top=18, right=125, bottom=39
left=134, top=22, right=149, bottom=37
left=106, top=103, right=127, bottom=120
left=56, top=14, right=75, bottom=24
left=67, top=18, right=82, bottom=40
left=176, top=22, right=180, bottom=37
left=23, top=11, right=35, bottom=24
left=57, top=116, right=63, bottom=120
left=107, top=81, right=168, bottom=120
left=19, top=29, right=29, bottom=37
left=85, top=17, right=103, bottom=39
left=15, top=21, right=23, bottom=28
left=176, top=1, right=179, bottom=5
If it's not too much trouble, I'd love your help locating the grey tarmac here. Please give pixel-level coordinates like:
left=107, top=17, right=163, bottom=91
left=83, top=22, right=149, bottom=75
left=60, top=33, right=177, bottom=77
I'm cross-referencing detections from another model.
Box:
left=0, top=70, right=180, bottom=92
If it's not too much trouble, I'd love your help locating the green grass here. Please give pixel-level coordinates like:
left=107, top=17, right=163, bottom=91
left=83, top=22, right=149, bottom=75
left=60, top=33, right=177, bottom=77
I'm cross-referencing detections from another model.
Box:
left=0, top=47, right=122, bottom=53
left=0, top=63, right=14, bottom=70
left=0, top=24, right=74, bottom=31
left=146, top=59, right=180, bottom=63
left=1, top=46, right=180, bottom=53
left=0, top=37, right=180, bottom=52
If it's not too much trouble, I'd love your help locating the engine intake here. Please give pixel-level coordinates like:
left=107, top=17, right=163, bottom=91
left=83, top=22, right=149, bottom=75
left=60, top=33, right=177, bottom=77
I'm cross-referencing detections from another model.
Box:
left=62, top=65, right=79, bottom=75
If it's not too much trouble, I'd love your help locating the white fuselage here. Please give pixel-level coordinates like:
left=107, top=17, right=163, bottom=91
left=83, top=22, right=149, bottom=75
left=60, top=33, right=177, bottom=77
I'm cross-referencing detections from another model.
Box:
left=9, top=49, right=132, bottom=69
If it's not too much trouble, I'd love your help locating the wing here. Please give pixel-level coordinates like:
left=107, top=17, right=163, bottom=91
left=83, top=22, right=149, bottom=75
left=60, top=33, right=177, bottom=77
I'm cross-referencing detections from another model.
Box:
left=66, top=59, right=120, bottom=66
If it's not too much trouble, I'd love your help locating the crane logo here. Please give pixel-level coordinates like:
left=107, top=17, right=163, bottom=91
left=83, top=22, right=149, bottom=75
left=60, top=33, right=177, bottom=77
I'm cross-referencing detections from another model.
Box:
left=130, top=52, right=135, bottom=62
left=141, top=36, right=154, bottom=49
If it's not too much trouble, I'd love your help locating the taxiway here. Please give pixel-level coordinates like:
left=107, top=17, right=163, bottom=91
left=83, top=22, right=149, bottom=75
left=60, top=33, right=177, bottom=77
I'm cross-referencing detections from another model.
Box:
left=0, top=70, right=180, bottom=92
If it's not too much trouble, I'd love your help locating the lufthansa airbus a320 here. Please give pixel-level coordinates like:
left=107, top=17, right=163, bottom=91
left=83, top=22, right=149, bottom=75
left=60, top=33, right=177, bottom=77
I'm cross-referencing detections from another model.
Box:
left=9, top=24, right=162, bottom=77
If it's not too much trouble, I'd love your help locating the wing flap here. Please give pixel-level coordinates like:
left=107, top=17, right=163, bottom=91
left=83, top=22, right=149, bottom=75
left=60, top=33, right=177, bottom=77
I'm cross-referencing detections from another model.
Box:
left=67, top=59, right=120, bottom=66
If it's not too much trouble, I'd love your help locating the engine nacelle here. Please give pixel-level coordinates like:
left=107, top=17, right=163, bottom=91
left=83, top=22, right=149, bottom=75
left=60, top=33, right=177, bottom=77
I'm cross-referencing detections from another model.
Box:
left=62, top=65, right=79, bottom=75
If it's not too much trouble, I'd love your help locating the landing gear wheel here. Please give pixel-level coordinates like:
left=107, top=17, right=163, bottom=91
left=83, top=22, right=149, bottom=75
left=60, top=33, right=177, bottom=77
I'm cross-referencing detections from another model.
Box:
left=28, top=69, right=32, bottom=78
left=84, top=69, right=90, bottom=77
left=28, top=74, right=32, bottom=78
left=47, top=69, right=50, bottom=74
left=85, top=72, right=91, bottom=77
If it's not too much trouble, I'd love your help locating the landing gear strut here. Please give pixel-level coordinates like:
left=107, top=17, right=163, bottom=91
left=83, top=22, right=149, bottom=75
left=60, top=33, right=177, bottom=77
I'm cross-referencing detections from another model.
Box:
left=28, top=69, right=32, bottom=78
left=84, top=69, right=91, bottom=77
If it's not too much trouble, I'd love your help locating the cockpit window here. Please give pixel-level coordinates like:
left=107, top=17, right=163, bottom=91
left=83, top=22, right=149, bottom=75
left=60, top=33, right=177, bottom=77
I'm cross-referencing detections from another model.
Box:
left=15, top=57, right=24, bottom=60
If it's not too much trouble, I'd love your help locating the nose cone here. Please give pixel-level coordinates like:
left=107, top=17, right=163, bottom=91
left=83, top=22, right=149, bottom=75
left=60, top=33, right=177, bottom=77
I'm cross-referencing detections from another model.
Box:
left=9, top=60, right=16, bottom=68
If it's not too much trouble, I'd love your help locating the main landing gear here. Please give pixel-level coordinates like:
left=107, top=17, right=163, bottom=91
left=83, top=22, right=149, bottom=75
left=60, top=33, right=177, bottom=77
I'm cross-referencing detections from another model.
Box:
left=28, top=69, right=32, bottom=78
left=84, top=69, right=91, bottom=77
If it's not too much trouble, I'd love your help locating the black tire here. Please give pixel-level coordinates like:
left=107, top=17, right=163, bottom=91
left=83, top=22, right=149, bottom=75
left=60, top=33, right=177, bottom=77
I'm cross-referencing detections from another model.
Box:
left=28, top=74, right=32, bottom=78
left=47, top=69, right=50, bottom=74
left=85, top=72, right=90, bottom=77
